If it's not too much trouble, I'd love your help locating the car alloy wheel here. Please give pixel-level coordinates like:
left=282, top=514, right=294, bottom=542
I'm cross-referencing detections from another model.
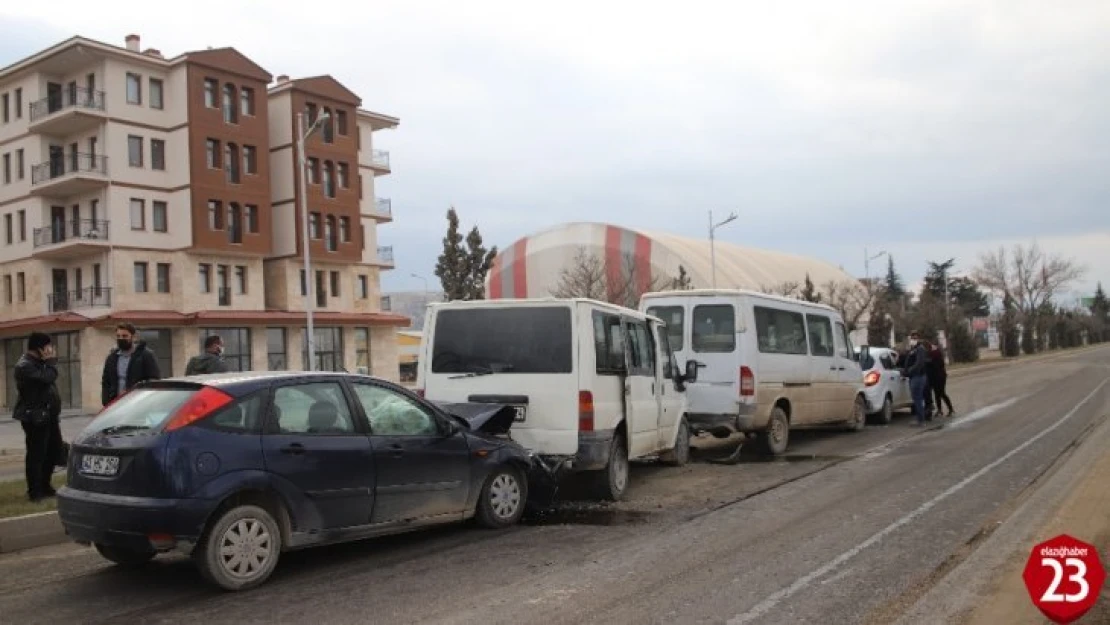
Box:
left=218, top=517, right=275, bottom=581
left=489, top=472, right=522, bottom=521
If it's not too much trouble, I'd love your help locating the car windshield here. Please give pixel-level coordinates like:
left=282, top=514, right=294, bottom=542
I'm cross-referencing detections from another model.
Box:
left=84, top=388, right=197, bottom=435
left=431, top=306, right=573, bottom=374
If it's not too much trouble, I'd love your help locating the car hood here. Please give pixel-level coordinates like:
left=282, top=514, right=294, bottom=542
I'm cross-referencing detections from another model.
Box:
left=431, top=401, right=517, bottom=436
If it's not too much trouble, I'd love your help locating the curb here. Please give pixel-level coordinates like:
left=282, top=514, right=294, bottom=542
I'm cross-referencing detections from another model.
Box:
left=0, top=511, right=65, bottom=554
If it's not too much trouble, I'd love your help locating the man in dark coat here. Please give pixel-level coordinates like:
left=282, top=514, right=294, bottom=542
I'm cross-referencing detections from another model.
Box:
left=185, top=335, right=231, bottom=376
left=901, top=332, right=929, bottom=426
left=101, top=323, right=162, bottom=406
left=926, top=341, right=955, bottom=416
left=13, top=332, right=64, bottom=501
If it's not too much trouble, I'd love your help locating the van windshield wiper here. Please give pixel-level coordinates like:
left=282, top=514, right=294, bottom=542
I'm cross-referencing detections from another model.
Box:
left=98, top=424, right=152, bottom=435
left=448, top=363, right=514, bottom=379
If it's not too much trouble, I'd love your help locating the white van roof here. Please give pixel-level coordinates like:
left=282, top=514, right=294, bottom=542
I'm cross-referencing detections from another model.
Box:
left=429, top=297, right=663, bottom=323
left=640, top=288, right=842, bottom=316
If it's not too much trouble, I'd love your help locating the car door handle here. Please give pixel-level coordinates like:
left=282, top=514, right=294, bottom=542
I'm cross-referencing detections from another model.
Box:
left=837, top=366, right=845, bottom=371
left=280, top=443, right=306, bottom=456
left=388, top=443, right=404, bottom=458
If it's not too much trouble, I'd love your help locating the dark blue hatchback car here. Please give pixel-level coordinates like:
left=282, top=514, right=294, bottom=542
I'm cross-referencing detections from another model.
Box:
left=57, top=371, right=535, bottom=591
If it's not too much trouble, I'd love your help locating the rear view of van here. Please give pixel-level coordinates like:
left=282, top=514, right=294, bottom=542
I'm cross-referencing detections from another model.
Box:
left=641, top=289, right=867, bottom=455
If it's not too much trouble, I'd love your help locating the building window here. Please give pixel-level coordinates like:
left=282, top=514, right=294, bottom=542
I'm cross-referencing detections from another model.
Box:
left=128, top=135, right=144, bottom=167
left=300, top=269, right=307, bottom=296
left=156, top=263, right=170, bottom=293
left=1, top=93, right=8, bottom=123
left=223, top=83, right=237, bottom=123
left=2, top=153, right=9, bottom=184
left=140, top=328, right=174, bottom=378
left=336, top=110, right=348, bottom=135
left=206, top=139, right=220, bottom=168
left=240, top=87, right=255, bottom=116
left=204, top=78, right=218, bottom=108
left=226, top=143, right=240, bottom=183
left=126, top=73, right=142, bottom=104
left=16, top=149, right=23, bottom=180
left=152, top=201, right=167, bottom=232
left=354, top=327, right=369, bottom=374
left=130, top=198, right=145, bottom=230
left=17, top=210, right=25, bottom=242
left=199, top=263, right=212, bottom=293
left=208, top=200, right=223, bottom=229
left=150, top=78, right=164, bottom=109
left=235, top=266, right=247, bottom=294
left=307, top=157, right=319, bottom=184
left=151, top=139, right=165, bottom=170
left=4, top=214, right=10, bottom=244
left=358, top=274, right=368, bottom=298
left=302, top=327, right=343, bottom=372
left=339, top=216, right=351, bottom=242
left=16, top=272, right=25, bottom=302
left=228, top=203, right=243, bottom=243
left=243, top=145, right=257, bottom=174
left=245, top=205, right=259, bottom=233
left=323, top=161, right=335, bottom=198
left=3, top=275, right=9, bottom=303
left=13, top=89, right=20, bottom=119
left=322, top=107, right=334, bottom=143
left=201, top=328, right=251, bottom=372
left=305, top=102, right=318, bottom=125
left=337, top=162, right=349, bottom=189
left=266, top=328, right=287, bottom=370
left=330, top=270, right=340, bottom=297
left=309, top=212, right=321, bottom=239
left=217, top=265, right=231, bottom=305
left=325, top=215, right=338, bottom=251
left=134, top=262, right=149, bottom=293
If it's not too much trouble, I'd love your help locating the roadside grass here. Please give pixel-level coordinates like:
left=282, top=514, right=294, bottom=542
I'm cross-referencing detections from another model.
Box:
left=0, top=474, right=65, bottom=519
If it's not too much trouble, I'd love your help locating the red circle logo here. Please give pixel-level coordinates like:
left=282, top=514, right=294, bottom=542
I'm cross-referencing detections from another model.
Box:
left=1022, top=534, right=1106, bottom=624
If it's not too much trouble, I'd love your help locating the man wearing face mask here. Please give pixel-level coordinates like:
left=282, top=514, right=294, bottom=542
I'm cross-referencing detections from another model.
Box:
left=185, top=335, right=231, bottom=376
left=900, top=331, right=929, bottom=426
left=101, top=323, right=162, bottom=406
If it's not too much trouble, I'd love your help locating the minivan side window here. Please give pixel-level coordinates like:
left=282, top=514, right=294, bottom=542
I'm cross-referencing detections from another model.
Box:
left=270, top=382, right=357, bottom=435
left=654, top=324, right=677, bottom=379
left=692, top=305, right=735, bottom=353
left=593, top=311, right=626, bottom=375
left=625, top=320, right=655, bottom=377
left=805, top=314, right=835, bottom=357
left=836, top=321, right=852, bottom=360
left=646, top=306, right=684, bottom=351
left=754, top=306, right=808, bottom=355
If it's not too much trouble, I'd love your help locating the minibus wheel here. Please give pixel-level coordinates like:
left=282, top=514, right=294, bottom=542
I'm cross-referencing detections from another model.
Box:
left=660, top=417, right=691, bottom=466
left=592, top=433, right=629, bottom=501
left=758, top=407, right=790, bottom=455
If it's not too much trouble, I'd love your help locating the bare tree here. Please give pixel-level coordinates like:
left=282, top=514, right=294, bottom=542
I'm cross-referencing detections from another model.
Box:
left=759, top=281, right=802, bottom=298
left=551, top=248, right=608, bottom=301
left=973, top=243, right=1086, bottom=325
left=550, top=247, right=671, bottom=308
left=821, top=279, right=877, bottom=332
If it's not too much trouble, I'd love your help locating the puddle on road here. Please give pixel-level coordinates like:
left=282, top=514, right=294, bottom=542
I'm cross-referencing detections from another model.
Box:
left=523, top=507, right=655, bottom=527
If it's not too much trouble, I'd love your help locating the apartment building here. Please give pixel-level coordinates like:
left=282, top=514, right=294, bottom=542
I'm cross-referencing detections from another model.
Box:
left=0, top=34, right=406, bottom=414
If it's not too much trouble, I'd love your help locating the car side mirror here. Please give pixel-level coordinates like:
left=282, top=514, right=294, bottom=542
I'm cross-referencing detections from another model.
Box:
left=684, top=360, right=700, bottom=383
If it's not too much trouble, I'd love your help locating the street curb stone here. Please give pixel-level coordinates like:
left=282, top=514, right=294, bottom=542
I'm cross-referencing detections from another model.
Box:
left=0, top=511, right=65, bottom=554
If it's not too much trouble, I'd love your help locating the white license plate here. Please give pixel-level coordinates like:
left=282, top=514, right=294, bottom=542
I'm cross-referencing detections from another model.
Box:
left=512, top=406, right=527, bottom=422
left=81, top=454, right=120, bottom=476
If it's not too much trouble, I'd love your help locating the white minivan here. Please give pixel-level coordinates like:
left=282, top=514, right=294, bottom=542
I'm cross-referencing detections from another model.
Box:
left=417, top=298, right=699, bottom=501
left=640, top=289, right=867, bottom=455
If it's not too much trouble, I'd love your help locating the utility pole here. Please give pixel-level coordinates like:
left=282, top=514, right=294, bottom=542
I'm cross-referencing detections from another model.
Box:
left=709, top=210, right=738, bottom=288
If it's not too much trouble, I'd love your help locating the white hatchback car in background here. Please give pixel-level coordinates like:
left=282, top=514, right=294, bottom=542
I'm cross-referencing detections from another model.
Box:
left=855, top=346, right=913, bottom=424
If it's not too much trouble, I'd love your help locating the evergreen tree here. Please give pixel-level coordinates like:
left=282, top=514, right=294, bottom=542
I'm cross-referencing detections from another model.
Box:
left=884, top=256, right=905, bottom=304
left=434, top=208, right=468, bottom=301
left=800, top=273, right=822, bottom=303
left=463, top=225, right=497, bottom=300
left=1091, top=282, right=1109, bottom=343
left=1000, top=292, right=1021, bottom=357
left=670, top=265, right=693, bottom=290
left=867, top=294, right=892, bottom=347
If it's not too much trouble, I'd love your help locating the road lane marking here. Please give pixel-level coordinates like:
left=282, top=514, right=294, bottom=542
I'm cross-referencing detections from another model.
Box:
left=944, top=397, right=1024, bottom=430
left=727, top=378, right=1108, bottom=625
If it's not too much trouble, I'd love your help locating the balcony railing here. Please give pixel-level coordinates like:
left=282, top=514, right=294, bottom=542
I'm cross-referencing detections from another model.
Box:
left=31, top=153, right=108, bottom=185
left=218, top=287, right=232, bottom=307
left=374, top=198, right=392, bottom=216
left=29, top=87, right=106, bottom=122
left=47, top=287, right=112, bottom=312
left=377, top=246, right=394, bottom=264
left=370, top=150, right=390, bottom=169
left=380, top=295, right=392, bottom=311
left=33, top=219, right=110, bottom=248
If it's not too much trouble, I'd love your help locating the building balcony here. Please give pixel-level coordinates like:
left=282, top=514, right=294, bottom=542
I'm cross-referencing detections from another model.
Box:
left=31, top=153, right=109, bottom=197
left=375, top=245, right=395, bottom=268
left=368, top=149, right=391, bottom=174
left=47, top=287, right=112, bottom=313
left=32, top=219, right=110, bottom=259
left=28, top=88, right=107, bottom=135
left=370, top=197, right=393, bottom=222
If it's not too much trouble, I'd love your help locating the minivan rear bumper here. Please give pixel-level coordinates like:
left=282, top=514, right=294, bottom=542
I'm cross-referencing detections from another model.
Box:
left=56, top=487, right=213, bottom=551
left=687, top=403, right=758, bottom=435
left=572, top=430, right=614, bottom=471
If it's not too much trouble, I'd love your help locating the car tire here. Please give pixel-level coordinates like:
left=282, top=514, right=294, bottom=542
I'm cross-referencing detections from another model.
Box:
left=846, top=395, right=868, bottom=432
left=758, top=407, right=790, bottom=455
left=660, top=417, right=691, bottom=467
left=877, top=395, right=894, bottom=425
left=195, top=505, right=282, bottom=592
left=94, top=543, right=155, bottom=567
left=475, top=465, right=528, bottom=529
left=591, top=432, right=630, bottom=501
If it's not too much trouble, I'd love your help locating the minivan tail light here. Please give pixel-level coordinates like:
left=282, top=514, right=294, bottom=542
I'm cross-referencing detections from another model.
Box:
left=864, top=371, right=881, bottom=387
left=739, top=366, right=755, bottom=397
left=164, top=387, right=234, bottom=432
left=578, top=391, right=595, bottom=432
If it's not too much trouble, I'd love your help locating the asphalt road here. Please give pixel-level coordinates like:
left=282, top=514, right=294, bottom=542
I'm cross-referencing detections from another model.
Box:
left=0, top=346, right=1107, bottom=624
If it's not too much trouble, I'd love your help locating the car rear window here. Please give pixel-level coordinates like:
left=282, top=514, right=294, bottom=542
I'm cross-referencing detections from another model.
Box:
left=859, top=351, right=876, bottom=370
left=647, top=306, right=684, bottom=351
left=692, top=304, right=736, bottom=353
left=432, top=306, right=573, bottom=374
left=85, top=388, right=196, bottom=435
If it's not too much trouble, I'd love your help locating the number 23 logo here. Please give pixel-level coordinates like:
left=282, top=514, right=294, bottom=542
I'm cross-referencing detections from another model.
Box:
left=1040, top=558, right=1090, bottom=603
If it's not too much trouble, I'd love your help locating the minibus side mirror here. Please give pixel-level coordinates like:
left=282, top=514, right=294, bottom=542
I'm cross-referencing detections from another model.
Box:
left=684, top=360, right=700, bottom=383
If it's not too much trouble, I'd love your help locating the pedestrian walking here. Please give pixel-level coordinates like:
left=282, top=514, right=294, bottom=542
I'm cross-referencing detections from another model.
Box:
left=186, top=335, right=230, bottom=376
left=927, top=340, right=955, bottom=416
left=901, top=332, right=929, bottom=426
left=12, top=332, right=64, bottom=502
left=101, top=323, right=162, bottom=406
left=921, top=340, right=936, bottom=420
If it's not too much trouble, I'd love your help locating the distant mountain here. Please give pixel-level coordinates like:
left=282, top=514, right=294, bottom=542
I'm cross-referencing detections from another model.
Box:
left=383, top=290, right=443, bottom=331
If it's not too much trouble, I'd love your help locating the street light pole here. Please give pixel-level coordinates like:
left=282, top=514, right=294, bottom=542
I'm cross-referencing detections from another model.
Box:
left=864, top=247, right=888, bottom=286
left=709, top=209, right=738, bottom=288
left=297, top=110, right=330, bottom=371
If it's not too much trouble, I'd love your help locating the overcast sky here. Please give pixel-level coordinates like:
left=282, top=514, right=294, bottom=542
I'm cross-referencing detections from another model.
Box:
left=4, top=0, right=1108, bottom=301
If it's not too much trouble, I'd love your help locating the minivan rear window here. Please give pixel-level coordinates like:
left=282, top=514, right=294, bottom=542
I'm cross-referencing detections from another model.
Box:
left=85, top=388, right=196, bottom=435
left=692, top=305, right=736, bottom=353
left=647, top=306, right=684, bottom=351
left=432, top=306, right=573, bottom=374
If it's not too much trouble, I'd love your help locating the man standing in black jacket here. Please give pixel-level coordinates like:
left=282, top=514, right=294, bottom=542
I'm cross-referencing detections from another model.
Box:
left=101, top=323, right=162, bottom=406
left=13, top=332, right=64, bottom=502
left=901, top=332, right=929, bottom=426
